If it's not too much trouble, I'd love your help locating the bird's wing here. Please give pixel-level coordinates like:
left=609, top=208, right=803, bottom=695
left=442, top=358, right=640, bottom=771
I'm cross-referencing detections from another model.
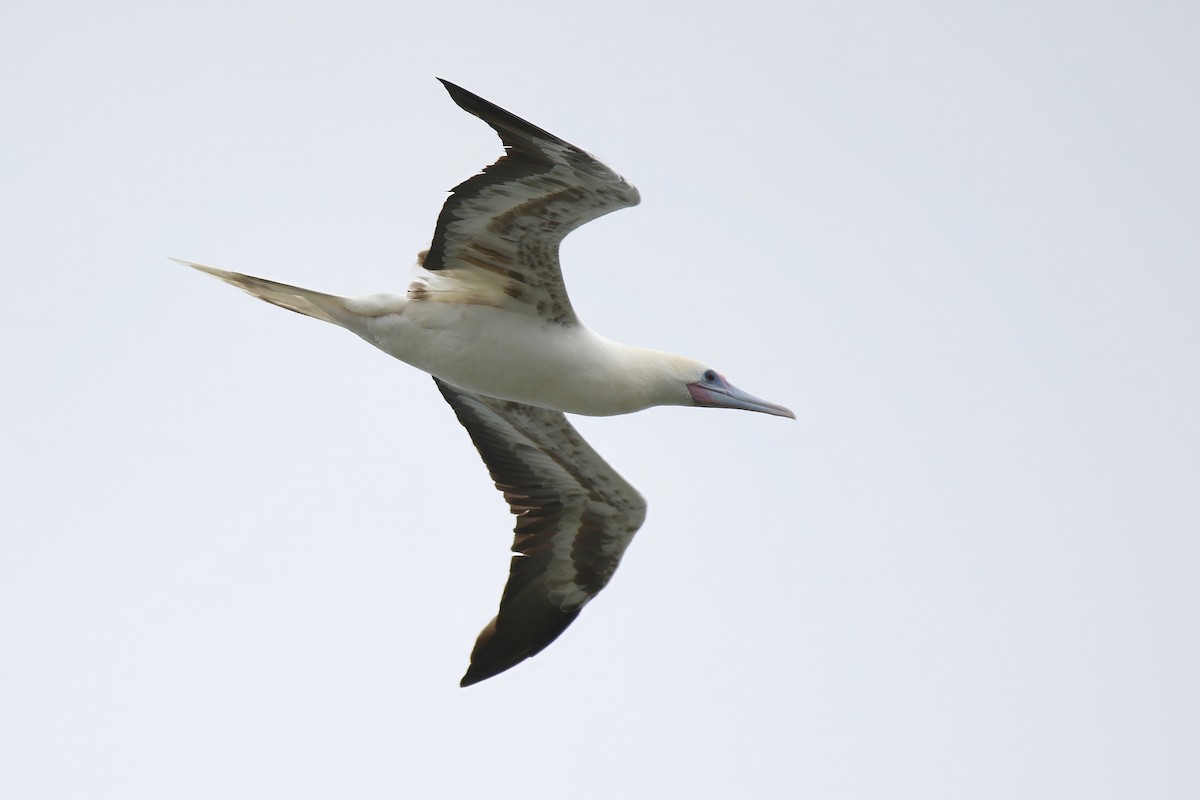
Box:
left=435, top=378, right=647, bottom=687
left=419, top=80, right=641, bottom=325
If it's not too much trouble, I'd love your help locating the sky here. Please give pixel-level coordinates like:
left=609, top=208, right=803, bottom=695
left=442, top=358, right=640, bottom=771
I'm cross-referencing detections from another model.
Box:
left=2, top=1, right=1198, bottom=797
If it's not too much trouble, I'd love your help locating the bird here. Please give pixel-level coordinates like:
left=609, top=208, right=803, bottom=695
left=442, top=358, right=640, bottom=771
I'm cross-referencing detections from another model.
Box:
left=177, top=78, right=793, bottom=687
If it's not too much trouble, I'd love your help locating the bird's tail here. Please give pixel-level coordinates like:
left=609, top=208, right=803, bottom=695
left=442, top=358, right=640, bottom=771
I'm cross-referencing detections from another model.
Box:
left=173, top=258, right=348, bottom=325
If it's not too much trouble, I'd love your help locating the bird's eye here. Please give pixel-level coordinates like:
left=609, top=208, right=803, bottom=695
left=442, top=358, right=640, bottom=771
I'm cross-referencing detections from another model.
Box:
left=703, top=369, right=717, bottom=383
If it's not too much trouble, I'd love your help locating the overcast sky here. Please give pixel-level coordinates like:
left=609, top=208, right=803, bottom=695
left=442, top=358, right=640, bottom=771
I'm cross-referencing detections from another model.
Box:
left=2, top=1, right=1197, bottom=798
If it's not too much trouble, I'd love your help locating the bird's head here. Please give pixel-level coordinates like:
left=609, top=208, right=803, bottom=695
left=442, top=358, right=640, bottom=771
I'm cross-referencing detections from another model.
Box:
left=682, top=363, right=795, bottom=419
left=611, top=348, right=794, bottom=418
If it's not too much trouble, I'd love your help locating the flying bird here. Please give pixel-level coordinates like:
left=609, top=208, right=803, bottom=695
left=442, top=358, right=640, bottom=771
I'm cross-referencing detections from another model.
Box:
left=178, top=79, right=793, bottom=687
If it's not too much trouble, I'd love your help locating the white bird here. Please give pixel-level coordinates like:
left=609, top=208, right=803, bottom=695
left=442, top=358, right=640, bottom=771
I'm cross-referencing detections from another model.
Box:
left=178, top=79, right=793, bottom=687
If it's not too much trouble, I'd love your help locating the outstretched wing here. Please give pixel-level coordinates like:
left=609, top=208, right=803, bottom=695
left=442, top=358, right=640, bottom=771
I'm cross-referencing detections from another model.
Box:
left=435, top=378, right=647, bottom=687
left=420, top=80, right=641, bottom=325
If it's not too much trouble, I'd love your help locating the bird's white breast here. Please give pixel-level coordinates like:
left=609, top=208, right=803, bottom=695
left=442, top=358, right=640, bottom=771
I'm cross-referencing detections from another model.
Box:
left=349, top=299, right=654, bottom=416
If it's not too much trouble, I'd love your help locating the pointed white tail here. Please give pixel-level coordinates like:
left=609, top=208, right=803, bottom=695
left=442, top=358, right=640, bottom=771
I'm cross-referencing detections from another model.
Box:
left=173, top=258, right=348, bottom=325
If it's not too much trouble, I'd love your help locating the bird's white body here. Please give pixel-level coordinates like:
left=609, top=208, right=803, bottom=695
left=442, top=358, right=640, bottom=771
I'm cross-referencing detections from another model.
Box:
left=341, top=283, right=691, bottom=416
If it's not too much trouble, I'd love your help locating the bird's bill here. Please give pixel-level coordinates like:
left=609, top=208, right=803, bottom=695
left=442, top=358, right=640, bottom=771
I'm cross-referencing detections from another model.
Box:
left=687, top=378, right=795, bottom=419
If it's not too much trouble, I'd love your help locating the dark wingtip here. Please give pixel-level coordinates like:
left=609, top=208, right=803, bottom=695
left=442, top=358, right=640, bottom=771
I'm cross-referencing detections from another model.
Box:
left=459, top=666, right=488, bottom=688
left=432, top=78, right=567, bottom=154
left=455, top=605, right=582, bottom=688
left=436, top=78, right=486, bottom=115
left=457, top=617, right=524, bottom=688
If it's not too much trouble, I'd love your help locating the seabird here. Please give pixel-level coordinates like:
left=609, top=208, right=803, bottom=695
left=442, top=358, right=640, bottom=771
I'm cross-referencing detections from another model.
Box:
left=178, top=79, right=794, bottom=687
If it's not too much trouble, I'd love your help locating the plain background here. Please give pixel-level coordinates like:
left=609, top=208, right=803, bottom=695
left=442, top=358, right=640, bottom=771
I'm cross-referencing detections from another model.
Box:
left=2, top=1, right=1197, bottom=797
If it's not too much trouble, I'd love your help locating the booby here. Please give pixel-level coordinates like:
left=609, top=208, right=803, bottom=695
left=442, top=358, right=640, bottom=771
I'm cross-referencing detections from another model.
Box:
left=178, top=79, right=793, bottom=687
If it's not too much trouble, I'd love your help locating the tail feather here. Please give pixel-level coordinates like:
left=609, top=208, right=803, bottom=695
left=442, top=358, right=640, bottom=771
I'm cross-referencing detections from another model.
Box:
left=172, top=258, right=347, bottom=325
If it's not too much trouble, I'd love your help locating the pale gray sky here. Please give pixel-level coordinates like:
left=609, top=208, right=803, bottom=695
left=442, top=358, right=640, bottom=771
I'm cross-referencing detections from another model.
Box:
left=2, top=1, right=1197, bottom=798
